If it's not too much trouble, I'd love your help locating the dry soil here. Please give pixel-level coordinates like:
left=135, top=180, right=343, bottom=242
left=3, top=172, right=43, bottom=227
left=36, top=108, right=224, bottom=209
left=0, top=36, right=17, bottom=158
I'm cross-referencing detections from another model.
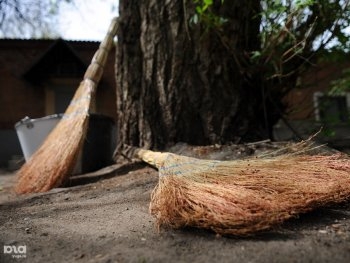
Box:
left=1, top=144, right=350, bottom=263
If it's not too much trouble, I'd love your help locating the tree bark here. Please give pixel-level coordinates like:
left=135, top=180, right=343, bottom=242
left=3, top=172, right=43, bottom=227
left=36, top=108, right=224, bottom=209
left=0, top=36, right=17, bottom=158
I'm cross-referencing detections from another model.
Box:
left=115, top=0, right=263, bottom=152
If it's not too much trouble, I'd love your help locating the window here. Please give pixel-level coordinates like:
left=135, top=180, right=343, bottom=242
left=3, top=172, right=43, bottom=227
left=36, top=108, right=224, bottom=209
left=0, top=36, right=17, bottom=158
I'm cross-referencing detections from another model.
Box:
left=313, top=92, right=350, bottom=123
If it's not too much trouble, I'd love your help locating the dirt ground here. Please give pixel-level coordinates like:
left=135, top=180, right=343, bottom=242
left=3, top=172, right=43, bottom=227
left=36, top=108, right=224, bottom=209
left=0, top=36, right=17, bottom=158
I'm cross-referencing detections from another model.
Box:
left=1, top=143, right=350, bottom=263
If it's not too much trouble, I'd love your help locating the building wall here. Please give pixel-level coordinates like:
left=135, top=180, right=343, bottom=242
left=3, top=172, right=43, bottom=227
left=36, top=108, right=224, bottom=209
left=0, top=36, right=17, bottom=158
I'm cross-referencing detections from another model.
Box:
left=285, top=60, right=350, bottom=120
left=274, top=58, right=350, bottom=149
left=0, top=39, right=116, bottom=168
left=0, top=41, right=46, bottom=129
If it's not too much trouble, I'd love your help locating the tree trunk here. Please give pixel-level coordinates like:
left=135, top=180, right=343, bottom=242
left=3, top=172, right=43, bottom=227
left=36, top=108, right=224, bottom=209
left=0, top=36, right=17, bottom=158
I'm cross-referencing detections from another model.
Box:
left=115, top=0, right=263, bottom=152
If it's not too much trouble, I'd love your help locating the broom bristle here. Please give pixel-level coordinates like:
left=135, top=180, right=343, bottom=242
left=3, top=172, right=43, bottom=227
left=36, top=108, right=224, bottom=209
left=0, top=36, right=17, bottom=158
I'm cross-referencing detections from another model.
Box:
left=15, top=17, right=119, bottom=194
left=133, top=147, right=350, bottom=235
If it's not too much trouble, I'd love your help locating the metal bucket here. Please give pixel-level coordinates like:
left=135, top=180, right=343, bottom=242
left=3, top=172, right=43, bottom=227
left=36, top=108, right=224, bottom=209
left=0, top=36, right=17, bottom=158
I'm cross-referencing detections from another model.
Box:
left=15, top=114, right=115, bottom=174
left=15, top=114, right=63, bottom=161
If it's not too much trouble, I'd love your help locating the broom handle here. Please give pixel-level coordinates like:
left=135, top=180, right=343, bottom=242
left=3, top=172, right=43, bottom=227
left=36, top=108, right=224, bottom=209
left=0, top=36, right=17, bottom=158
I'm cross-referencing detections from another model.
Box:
left=83, top=17, right=119, bottom=83
left=122, top=145, right=168, bottom=168
left=136, top=149, right=168, bottom=168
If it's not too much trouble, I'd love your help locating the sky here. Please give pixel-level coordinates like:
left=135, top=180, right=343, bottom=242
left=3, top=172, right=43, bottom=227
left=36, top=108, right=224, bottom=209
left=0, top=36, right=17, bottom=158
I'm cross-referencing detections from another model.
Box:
left=57, top=0, right=118, bottom=41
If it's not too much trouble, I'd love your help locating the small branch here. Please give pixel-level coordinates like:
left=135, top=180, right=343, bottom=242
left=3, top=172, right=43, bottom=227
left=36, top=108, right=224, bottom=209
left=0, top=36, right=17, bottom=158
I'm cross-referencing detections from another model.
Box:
left=182, top=0, right=191, bottom=41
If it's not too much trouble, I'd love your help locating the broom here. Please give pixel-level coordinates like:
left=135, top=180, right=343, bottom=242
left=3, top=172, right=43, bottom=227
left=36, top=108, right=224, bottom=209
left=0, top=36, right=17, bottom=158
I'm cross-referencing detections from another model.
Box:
left=124, top=144, right=350, bottom=236
left=15, top=17, right=119, bottom=194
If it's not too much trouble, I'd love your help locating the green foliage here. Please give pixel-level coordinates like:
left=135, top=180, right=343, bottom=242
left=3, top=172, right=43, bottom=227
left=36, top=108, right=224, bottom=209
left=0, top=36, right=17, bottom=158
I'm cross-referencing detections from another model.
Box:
left=190, top=0, right=227, bottom=29
left=329, top=68, right=350, bottom=95
left=250, top=0, right=350, bottom=95
left=295, top=0, right=315, bottom=8
left=190, top=0, right=350, bottom=80
left=189, top=0, right=350, bottom=101
left=321, top=127, right=336, bottom=137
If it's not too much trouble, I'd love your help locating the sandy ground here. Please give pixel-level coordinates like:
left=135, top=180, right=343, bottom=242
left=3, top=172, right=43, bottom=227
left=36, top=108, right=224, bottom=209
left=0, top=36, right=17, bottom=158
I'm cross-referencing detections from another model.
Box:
left=1, top=144, right=350, bottom=263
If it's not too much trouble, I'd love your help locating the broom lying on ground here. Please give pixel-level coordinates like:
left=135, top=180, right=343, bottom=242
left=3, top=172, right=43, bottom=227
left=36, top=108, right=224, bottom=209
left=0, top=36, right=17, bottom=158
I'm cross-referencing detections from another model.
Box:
left=15, top=17, right=119, bottom=194
left=124, top=143, right=350, bottom=236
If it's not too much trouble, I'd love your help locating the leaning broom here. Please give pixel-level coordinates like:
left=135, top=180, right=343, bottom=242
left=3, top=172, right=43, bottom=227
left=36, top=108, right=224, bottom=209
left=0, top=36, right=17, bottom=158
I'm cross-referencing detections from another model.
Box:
left=123, top=144, right=350, bottom=236
left=15, top=17, right=119, bottom=194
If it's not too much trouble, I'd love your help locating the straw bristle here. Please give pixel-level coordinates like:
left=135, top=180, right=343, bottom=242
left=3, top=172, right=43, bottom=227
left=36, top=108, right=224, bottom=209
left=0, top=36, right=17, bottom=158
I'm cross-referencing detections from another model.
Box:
left=15, top=17, right=119, bottom=194
left=15, top=80, right=94, bottom=193
left=147, top=152, right=350, bottom=235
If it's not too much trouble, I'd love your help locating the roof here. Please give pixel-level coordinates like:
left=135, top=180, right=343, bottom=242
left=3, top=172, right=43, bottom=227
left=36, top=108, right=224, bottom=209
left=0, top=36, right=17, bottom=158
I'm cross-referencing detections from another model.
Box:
left=23, top=38, right=89, bottom=82
left=0, top=38, right=114, bottom=87
left=0, top=38, right=99, bottom=47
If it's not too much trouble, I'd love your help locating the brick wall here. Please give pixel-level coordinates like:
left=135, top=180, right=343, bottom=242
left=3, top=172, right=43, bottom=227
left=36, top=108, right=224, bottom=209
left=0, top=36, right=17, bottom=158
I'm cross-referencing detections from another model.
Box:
left=0, top=39, right=116, bottom=167
left=285, top=59, right=350, bottom=120
left=0, top=39, right=116, bottom=129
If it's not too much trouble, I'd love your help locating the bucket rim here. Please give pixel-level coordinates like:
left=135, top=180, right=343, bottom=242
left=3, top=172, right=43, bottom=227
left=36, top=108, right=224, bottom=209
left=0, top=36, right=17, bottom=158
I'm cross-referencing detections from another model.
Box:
left=14, top=113, right=64, bottom=128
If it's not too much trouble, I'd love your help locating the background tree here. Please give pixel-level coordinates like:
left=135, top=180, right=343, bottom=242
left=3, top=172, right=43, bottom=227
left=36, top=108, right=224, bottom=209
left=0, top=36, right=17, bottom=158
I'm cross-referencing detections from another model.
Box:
left=115, top=0, right=262, bottom=151
left=114, top=0, right=350, bottom=152
left=0, top=0, right=71, bottom=38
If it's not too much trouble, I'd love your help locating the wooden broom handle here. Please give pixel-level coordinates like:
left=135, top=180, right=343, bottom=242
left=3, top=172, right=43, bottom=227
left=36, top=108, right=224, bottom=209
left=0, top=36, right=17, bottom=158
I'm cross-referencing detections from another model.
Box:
left=136, top=148, right=169, bottom=168
left=122, top=145, right=168, bottom=168
left=84, top=17, right=119, bottom=83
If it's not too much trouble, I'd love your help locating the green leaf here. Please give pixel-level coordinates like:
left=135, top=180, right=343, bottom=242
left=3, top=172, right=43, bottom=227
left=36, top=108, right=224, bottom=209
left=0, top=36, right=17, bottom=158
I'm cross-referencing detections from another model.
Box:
left=196, top=6, right=203, bottom=15
left=204, top=0, right=213, bottom=5
left=251, top=51, right=262, bottom=61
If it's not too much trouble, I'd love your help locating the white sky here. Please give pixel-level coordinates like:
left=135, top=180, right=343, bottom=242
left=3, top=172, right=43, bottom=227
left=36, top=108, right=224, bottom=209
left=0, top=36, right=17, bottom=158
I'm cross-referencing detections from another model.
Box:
left=57, top=0, right=118, bottom=41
